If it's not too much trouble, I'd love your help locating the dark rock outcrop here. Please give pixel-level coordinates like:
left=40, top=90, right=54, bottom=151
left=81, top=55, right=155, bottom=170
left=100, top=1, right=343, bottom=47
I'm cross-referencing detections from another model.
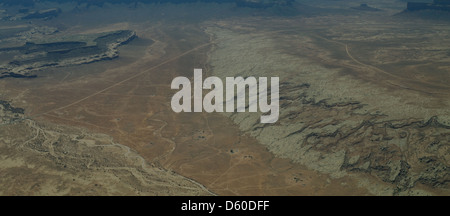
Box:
left=0, top=100, right=24, bottom=124
left=351, top=4, right=381, bottom=12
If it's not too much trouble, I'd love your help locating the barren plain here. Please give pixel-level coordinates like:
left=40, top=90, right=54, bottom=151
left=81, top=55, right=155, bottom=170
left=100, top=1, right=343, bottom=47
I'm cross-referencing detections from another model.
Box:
left=0, top=1, right=449, bottom=195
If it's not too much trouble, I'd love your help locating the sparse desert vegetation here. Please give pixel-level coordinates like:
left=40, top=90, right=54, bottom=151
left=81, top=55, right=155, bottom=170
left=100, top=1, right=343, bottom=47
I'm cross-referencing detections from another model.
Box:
left=0, top=0, right=448, bottom=195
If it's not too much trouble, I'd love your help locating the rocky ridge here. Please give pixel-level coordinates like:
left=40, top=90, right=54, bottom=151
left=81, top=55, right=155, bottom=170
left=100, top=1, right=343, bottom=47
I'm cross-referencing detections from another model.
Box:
left=206, top=26, right=450, bottom=195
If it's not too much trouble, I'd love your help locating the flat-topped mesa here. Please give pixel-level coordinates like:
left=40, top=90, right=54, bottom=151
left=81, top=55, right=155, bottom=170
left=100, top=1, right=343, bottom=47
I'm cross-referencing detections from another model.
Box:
left=22, top=8, right=62, bottom=20
left=407, top=0, right=450, bottom=12
left=0, top=30, right=137, bottom=79
left=434, top=0, right=450, bottom=5
left=351, top=4, right=381, bottom=12
left=235, top=0, right=294, bottom=8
